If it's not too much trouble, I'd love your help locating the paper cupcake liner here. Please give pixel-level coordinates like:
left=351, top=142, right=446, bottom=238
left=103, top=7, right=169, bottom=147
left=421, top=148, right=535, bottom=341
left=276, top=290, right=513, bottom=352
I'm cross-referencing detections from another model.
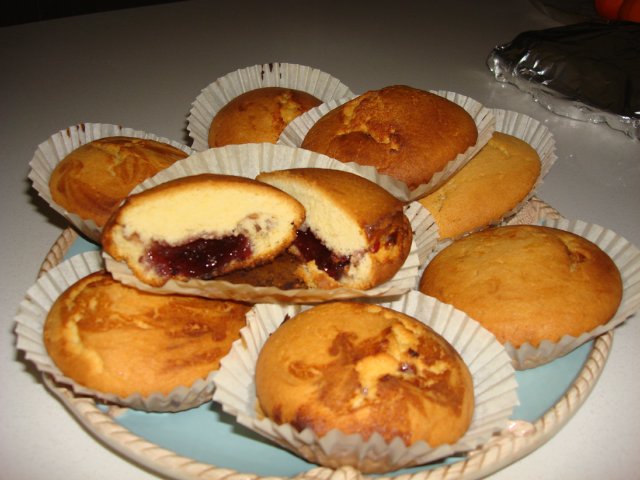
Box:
left=278, top=90, right=496, bottom=202
left=14, top=251, right=223, bottom=412
left=422, top=108, right=558, bottom=243
left=404, top=201, right=438, bottom=266
left=28, top=123, right=195, bottom=243
left=419, top=212, right=640, bottom=370
left=104, top=143, right=427, bottom=303
left=504, top=196, right=562, bottom=225
left=187, top=62, right=355, bottom=151
left=212, top=290, right=519, bottom=474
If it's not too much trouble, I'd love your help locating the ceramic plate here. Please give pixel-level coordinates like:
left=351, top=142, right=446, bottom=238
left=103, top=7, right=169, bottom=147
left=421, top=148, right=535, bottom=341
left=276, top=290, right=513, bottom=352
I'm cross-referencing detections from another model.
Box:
left=35, top=224, right=612, bottom=480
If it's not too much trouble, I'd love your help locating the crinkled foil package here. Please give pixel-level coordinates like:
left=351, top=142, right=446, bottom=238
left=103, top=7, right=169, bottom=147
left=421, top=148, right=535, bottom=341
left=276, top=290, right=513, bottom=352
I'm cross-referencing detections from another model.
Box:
left=487, top=21, right=640, bottom=140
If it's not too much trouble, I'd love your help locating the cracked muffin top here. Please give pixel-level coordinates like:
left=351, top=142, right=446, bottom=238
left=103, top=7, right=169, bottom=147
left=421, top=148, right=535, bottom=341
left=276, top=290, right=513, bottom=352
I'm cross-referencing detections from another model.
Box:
left=301, top=85, right=478, bottom=189
left=254, top=301, right=474, bottom=447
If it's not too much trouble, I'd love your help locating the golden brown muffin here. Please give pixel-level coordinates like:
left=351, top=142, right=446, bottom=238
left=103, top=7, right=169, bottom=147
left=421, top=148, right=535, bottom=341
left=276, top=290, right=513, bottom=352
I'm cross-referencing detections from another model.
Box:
left=216, top=251, right=307, bottom=290
left=419, top=225, right=623, bottom=347
left=301, top=85, right=478, bottom=189
left=44, top=271, right=250, bottom=397
left=255, top=301, right=474, bottom=447
left=419, top=132, right=542, bottom=239
left=49, top=136, right=189, bottom=227
left=208, top=87, right=322, bottom=147
left=257, top=168, right=413, bottom=290
left=102, top=173, right=306, bottom=287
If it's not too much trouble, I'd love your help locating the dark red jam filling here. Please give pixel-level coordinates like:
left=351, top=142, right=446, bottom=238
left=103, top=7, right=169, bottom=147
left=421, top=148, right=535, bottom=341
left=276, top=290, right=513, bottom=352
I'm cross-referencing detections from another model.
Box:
left=145, top=234, right=252, bottom=280
left=293, top=229, right=350, bottom=280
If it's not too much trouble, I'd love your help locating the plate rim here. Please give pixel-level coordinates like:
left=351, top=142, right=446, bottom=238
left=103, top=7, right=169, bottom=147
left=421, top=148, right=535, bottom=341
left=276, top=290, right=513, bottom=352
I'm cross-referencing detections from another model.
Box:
left=36, top=219, right=613, bottom=480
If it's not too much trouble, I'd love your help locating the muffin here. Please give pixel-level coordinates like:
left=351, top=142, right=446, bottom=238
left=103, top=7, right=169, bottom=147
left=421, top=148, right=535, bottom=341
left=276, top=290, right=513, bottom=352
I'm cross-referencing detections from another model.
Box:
left=216, top=251, right=307, bottom=290
left=255, top=301, right=475, bottom=447
left=256, top=168, right=413, bottom=290
left=300, top=85, right=478, bottom=189
left=419, top=132, right=542, bottom=239
left=49, top=136, right=189, bottom=227
left=208, top=87, right=322, bottom=147
left=102, top=173, right=306, bottom=287
left=43, top=271, right=250, bottom=398
left=419, top=225, right=623, bottom=347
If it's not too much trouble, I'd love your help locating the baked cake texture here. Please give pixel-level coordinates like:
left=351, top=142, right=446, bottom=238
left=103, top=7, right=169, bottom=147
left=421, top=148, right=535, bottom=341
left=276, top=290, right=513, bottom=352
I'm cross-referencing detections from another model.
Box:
left=208, top=87, right=321, bottom=147
left=301, top=85, right=478, bottom=189
left=419, top=225, right=623, bottom=347
left=420, top=132, right=541, bottom=239
left=255, top=301, right=474, bottom=447
left=44, top=271, right=250, bottom=397
left=256, top=168, right=412, bottom=290
left=49, top=136, right=188, bottom=227
left=102, top=173, right=306, bottom=287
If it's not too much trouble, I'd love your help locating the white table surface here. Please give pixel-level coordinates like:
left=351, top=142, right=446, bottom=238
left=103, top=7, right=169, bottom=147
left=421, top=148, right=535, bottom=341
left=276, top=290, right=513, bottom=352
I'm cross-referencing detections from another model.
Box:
left=1, top=1, right=639, bottom=478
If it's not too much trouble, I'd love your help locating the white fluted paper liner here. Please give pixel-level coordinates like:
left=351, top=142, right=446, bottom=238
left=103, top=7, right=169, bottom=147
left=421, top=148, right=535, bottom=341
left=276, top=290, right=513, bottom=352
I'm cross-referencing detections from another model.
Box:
left=403, top=201, right=438, bottom=266
left=14, top=251, right=223, bottom=412
left=503, top=196, right=562, bottom=226
left=423, top=108, right=558, bottom=243
left=504, top=217, right=640, bottom=370
left=129, top=142, right=411, bottom=199
left=279, top=90, right=496, bottom=201
left=28, top=123, right=195, bottom=243
left=212, top=290, right=519, bottom=473
left=187, top=62, right=355, bottom=151
left=104, top=143, right=428, bottom=303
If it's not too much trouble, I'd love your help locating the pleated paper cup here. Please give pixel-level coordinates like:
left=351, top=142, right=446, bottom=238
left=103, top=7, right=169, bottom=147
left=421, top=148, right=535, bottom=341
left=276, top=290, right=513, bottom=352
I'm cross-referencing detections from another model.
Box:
left=14, top=251, right=228, bottom=412
left=278, top=90, right=496, bottom=201
left=212, top=290, right=519, bottom=474
left=28, top=123, right=195, bottom=243
left=503, top=217, right=640, bottom=369
left=103, top=143, right=432, bottom=303
left=420, top=108, right=559, bottom=243
left=187, top=62, right=355, bottom=151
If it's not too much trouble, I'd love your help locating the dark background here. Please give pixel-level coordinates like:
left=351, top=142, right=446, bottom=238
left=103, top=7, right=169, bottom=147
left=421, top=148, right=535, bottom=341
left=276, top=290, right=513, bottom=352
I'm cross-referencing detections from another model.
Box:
left=3, top=0, right=185, bottom=27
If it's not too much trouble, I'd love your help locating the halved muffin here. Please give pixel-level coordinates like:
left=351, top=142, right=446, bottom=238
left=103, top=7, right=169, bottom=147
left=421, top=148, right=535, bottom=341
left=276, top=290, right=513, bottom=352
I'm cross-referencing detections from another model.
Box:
left=102, top=173, right=306, bottom=287
left=257, top=168, right=413, bottom=290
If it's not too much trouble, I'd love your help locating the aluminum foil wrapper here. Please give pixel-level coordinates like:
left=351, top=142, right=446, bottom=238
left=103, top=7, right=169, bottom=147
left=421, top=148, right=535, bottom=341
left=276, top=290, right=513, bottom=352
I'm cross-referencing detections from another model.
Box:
left=487, top=21, right=640, bottom=139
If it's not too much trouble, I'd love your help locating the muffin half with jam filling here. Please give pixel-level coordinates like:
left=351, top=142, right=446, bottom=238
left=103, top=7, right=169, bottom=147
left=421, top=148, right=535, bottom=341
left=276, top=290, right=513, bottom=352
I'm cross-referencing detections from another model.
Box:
left=257, top=168, right=413, bottom=290
left=101, top=173, right=306, bottom=287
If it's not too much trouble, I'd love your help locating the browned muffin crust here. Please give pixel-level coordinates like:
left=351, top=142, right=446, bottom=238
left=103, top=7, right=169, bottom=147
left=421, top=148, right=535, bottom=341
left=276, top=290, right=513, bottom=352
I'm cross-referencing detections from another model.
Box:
left=49, top=136, right=188, bottom=227
left=208, top=86, right=322, bottom=147
left=301, top=85, right=478, bottom=189
left=419, top=132, right=542, bottom=239
left=101, top=173, right=306, bottom=287
left=216, top=251, right=307, bottom=290
left=44, top=271, right=250, bottom=397
left=257, top=168, right=413, bottom=290
left=255, top=302, right=474, bottom=447
left=419, top=225, right=623, bottom=347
